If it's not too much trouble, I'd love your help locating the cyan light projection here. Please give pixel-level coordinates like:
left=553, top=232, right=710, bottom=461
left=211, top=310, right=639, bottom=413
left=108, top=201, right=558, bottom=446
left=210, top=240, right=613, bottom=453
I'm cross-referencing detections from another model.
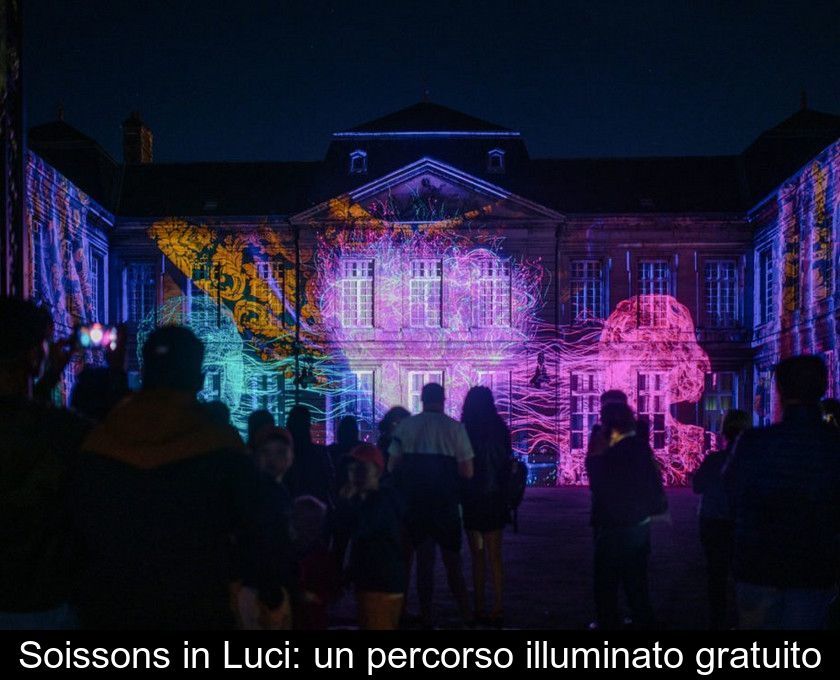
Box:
left=145, top=165, right=725, bottom=484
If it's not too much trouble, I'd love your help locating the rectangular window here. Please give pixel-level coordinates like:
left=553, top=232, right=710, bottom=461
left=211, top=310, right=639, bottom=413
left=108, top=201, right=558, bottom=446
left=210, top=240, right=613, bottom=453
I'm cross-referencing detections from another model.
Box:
left=476, top=259, right=511, bottom=327
left=704, top=260, right=738, bottom=327
left=340, top=259, right=374, bottom=327
left=758, top=247, right=774, bottom=324
left=255, top=259, right=286, bottom=322
left=637, top=260, right=670, bottom=327
left=345, top=370, right=375, bottom=436
left=124, top=262, right=156, bottom=323
left=570, top=372, right=601, bottom=450
left=703, top=372, right=737, bottom=449
left=88, top=250, right=106, bottom=323
left=408, top=370, right=443, bottom=414
left=477, top=370, right=512, bottom=420
left=410, top=259, right=442, bottom=327
left=637, top=372, right=667, bottom=450
left=570, top=260, right=604, bottom=322
left=248, top=373, right=285, bottom=426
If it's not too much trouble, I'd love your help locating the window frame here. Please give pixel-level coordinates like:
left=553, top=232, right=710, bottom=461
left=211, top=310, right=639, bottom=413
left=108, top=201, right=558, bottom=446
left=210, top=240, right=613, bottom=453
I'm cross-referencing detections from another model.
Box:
left=339, top=259, right=374, bottom=328
left=757, top=246, right=775, bottom=325
left=409, top=259, right=443, bottom=328
left=349, top=150, right=368, bottom=175
left=637, top=259, right=671, bottom=327
left=254, top=258, right=287, bottom=325
left=569, top=259, right=605, bottom=323
left=703, top=258, right=739, bottom=328
left=475, top=258, right=512, bottom=328
left=407, top=370, right=444, bottom=414
left=487, top=148, right=505, bottom=174
left=123, top=260, right=157, bottom=324
left=569, top=372, right=601, bottom=451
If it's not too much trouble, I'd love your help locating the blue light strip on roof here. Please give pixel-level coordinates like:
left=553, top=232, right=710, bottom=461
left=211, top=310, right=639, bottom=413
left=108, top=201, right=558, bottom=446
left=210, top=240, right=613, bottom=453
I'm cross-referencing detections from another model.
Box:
left=333, top=131, right=521, bottom=138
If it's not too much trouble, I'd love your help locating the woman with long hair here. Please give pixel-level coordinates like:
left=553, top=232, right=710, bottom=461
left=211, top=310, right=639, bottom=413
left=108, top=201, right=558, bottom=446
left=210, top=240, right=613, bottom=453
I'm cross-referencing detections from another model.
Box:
left=460, top=385, right=513, bottom=626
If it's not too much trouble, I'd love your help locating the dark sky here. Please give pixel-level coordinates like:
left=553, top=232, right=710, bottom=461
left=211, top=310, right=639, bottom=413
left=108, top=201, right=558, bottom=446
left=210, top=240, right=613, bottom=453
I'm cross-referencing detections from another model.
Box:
left=25, top=0, right=840, bottom=163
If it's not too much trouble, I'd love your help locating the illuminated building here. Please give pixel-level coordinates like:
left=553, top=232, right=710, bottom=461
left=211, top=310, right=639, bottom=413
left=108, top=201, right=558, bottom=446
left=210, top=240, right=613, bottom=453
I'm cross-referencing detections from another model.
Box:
left=24, top=102, right=840, bottom=484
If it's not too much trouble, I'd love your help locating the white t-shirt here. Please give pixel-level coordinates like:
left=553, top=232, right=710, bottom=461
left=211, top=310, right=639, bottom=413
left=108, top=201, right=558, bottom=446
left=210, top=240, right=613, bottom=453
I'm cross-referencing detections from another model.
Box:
left=389, top=411, right=475, bottom=463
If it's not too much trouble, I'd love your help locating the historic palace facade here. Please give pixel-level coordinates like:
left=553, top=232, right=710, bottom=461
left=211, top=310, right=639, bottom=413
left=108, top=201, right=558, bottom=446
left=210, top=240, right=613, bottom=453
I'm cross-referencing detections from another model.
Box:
left=24, top=102, right=840, bottom=484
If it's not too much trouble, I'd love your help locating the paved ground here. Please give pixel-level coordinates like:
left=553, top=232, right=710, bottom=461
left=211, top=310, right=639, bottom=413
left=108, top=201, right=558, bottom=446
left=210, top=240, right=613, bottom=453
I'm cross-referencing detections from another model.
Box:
left=330, top=487, right=711, bottom=629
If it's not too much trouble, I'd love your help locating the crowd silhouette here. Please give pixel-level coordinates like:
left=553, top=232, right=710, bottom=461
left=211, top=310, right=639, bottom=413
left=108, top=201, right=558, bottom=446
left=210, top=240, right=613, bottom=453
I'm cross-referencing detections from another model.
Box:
left=1, top=297, right=838, bottom=630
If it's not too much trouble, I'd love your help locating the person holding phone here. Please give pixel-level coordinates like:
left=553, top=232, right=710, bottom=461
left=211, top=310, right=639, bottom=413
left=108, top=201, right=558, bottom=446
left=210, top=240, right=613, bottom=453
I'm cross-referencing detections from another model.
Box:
left=0, top=297, right=90, bottom=629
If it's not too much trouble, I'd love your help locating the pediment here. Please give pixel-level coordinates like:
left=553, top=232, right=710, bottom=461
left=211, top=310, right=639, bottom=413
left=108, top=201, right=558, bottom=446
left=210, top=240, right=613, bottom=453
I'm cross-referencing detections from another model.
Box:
left=293, top=158, right=562, bottom=225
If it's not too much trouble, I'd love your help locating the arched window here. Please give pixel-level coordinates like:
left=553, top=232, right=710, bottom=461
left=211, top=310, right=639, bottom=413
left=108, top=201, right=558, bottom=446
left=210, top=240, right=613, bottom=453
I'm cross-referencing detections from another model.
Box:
left=487, top=148, right=505, bottom=173
left=349, top=149, right=367, bottom=175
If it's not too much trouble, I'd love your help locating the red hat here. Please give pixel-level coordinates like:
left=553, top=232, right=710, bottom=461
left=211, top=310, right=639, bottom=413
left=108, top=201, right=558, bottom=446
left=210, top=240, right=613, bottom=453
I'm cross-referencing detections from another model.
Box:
left=349, top=443, right=385, bottom=472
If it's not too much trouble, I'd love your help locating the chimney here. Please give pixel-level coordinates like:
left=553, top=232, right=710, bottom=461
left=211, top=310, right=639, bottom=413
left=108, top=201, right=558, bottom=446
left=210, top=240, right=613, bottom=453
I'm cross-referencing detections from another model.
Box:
left=122, top=111, right=153, bottom=163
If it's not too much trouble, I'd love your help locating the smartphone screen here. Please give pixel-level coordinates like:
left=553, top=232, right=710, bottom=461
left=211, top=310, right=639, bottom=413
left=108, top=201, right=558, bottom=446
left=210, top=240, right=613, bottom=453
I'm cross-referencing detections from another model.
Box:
left=77, top=323, right=119, bottom=351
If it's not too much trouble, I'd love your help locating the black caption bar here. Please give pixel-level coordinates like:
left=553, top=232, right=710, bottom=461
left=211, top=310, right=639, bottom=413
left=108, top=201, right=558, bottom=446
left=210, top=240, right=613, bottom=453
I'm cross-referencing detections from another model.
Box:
left=1, top=630, right=837, bottom=677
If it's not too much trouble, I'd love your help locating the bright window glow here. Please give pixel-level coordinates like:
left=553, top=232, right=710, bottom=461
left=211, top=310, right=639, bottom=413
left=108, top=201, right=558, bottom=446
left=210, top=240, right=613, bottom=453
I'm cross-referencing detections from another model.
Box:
left=570, top=372, right=601, bottom=450
left=476, top=259, right=511, bottom=327
left=410, top=259, right=442, bottom=327
left=408, top=370, right=443, bottom=414
left=340, top=259, right=374, bottom=327
left=345, top=370, right=375, bottom=433
left=637, top=371, right=667, bottom=450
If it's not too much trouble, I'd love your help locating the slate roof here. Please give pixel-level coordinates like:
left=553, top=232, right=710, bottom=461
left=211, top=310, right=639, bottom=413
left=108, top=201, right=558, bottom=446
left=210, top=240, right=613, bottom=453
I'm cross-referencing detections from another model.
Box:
left=522, top=155, right=747, bottom=213
left=28, top=121, right=120, bottom=208
left=117, top=161, right=320, bottom=217
left=27, top=104, right=840, bottom=219
left=742, top=108, right=840, bottom=202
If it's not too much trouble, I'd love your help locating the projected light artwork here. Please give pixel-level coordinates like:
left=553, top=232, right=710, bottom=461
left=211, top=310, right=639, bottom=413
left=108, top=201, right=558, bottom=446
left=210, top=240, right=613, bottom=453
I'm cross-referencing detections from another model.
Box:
left=310, top=223, right=544, bottom=435
left=143, top=210, right=714, bottom=483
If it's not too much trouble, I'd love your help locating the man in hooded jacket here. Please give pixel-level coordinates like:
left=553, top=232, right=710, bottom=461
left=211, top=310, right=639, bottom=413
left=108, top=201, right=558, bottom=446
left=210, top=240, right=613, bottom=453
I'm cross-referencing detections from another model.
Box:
left=70, top=325, right=287, bottom=629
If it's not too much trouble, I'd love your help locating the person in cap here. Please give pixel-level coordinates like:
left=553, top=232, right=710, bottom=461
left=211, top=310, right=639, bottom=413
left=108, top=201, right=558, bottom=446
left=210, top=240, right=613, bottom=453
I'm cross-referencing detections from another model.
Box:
left=70, top=325, right=289, bottom=629
left=338, top=443, right=406, bottom=630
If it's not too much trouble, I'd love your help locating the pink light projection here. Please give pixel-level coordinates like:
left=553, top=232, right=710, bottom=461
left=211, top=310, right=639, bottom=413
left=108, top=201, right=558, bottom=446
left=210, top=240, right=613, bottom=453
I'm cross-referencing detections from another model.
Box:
left=310, top=224, right=545, bottom=430
left=596, top=295, right=711, bottom=485
left=312, top=219, right=712, bottom=485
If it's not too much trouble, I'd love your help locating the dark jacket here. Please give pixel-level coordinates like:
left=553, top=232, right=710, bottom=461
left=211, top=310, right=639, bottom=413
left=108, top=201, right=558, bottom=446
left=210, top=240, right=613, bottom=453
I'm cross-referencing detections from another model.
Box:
left=724, top=405, right=840, bottom=589
left=242, top=474, right=297, bottom=609
left=586, top=434, right=666, bottom=529
left=69, top=389, right=285, bottom=629
left=0, top=396, right=89, bottom=612
left=692, top=444, right=734, bottom=520
left=342, top=485, right=406, bottom=594
left=284, top=442, right=334, bottom=507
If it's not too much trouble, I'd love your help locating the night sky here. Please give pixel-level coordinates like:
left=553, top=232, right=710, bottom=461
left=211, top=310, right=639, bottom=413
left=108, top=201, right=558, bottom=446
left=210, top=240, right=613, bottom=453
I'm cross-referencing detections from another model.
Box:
left=24, top=0, right=840, bottom=163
